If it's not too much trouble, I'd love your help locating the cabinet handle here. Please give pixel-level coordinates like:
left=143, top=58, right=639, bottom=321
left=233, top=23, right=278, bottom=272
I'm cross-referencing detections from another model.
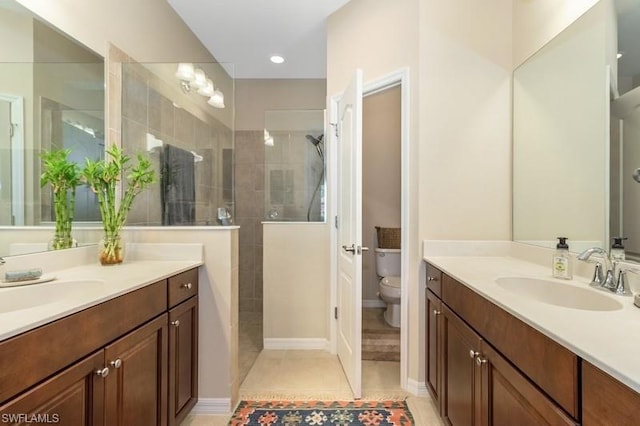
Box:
left=432, top=309, right=441, bottom=316
left=469, top=350, right=479, bottom=359
left=171, top=320, right=180, bottom=327
left=181, top=282, right=192, bottom=290
left=476, top=356, right=488, bottom=366
left=427, top=276, right=438, bottom=282
left=110, top=358, right=122, bottom=369
left=95, top=367, right=110, bottom=378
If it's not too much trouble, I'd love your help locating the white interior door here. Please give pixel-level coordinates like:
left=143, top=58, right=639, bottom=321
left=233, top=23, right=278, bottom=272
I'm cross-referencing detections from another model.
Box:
left=336, top=69, right=364, bottom=399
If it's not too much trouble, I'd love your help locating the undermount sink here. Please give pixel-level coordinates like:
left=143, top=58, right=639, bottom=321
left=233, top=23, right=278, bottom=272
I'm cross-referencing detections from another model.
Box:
left=495, top=277, right=624, bottom=311
left=0, top=279, right=105, bottom=314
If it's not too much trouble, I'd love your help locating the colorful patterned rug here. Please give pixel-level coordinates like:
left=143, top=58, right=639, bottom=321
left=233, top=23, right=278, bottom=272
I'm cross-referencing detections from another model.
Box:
left=230, top=400, right=414, bottom=425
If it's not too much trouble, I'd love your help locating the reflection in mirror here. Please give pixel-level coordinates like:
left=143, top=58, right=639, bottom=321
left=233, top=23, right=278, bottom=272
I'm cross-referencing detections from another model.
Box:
left=610, top=1, right=640, bottom=259
left=513, top=0, right=615, bottom=253
left=0, top=1, right=104, bottom=257
left=120, top=62, right=234, bottom=226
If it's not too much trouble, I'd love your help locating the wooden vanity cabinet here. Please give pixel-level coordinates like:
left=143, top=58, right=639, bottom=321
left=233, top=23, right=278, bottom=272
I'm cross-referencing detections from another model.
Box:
left=0, top=267, right=199, bottom=426
left=167, top=269, right=199, bottom=426
left=425, top=263, right=579, bottom=426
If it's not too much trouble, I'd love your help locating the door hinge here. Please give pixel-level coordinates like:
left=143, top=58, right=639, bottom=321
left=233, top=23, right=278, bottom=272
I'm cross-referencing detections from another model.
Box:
left=334, top=306, right=338, bottom=320
left=330, top=122, right=338, bottom=138
left=334, top=215, right=339, bottom=229
left=8, top=123, right=14, bottom=138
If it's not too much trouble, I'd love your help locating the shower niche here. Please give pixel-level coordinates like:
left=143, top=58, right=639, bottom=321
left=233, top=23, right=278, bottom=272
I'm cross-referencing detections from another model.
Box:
left=264, top=110, right=325, bottom=222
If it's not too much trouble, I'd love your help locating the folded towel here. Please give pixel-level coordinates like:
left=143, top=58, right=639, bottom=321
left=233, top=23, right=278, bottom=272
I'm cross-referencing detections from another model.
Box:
left=4, top=268, right=43, bottom=283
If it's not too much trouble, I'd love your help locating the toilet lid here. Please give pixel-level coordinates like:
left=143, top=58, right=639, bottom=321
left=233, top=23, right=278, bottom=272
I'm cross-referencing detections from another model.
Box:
left=381, top=276, right=401, bottom=288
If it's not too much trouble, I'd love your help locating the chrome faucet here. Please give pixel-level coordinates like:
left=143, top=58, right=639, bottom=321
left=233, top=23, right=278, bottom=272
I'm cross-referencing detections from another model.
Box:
left=577, top=247, right=615, bottom=288
left=577, top=247, right=632, bottom=296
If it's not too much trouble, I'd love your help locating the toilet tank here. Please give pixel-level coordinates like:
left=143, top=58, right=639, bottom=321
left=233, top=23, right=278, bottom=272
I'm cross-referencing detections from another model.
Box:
left=375, top=248, right=401, bottom=276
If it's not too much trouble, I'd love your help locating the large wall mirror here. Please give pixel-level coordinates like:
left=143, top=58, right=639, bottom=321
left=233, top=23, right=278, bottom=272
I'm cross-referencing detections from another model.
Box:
left=0, top=0, right=104, bottom=257
left=513, top=0, right=640, bottom=258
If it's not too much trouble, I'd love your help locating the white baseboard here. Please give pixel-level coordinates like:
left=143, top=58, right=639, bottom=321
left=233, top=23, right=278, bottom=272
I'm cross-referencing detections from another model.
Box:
left=263, top=338, right=330, bottom=351
left=363, top=299, right=386, bottom=308
left=406, top=378, right=428, bottom=397
left=190, top=398, right=232, bottom=415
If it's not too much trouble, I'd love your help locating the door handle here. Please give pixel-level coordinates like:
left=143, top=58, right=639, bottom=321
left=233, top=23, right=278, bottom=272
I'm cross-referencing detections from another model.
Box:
left=342, top=244, right=356, bottom=253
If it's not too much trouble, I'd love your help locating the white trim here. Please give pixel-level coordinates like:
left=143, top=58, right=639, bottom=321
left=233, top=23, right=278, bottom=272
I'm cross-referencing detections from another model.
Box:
left=0, top=94, right=24, bottom=225
left=190, top=398, right=232, bottom=415
left=263, top=338, right=330, bottom=351
left=329, top=67, right=411, bottom=391
left=406, top=379, right=429, bottom=397
left=362, top=299, right=386, bottom=308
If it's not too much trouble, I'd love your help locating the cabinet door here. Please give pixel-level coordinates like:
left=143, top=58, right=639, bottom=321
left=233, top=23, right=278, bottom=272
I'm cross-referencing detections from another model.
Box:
left=442, top=305, right=482, bottom=426
left=479, top=344, right=578, bottom=426
left=0, top=351, right=105, bottom=425
left=426, top=289, right=442, bottom=410
left=168, top=296, right=198, bottom=426
left=104, top=314, right=168, bottom=426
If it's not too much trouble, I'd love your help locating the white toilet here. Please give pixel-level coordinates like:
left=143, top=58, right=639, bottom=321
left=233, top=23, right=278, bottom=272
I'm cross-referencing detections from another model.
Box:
left=375, top=248, right=401, bottom=328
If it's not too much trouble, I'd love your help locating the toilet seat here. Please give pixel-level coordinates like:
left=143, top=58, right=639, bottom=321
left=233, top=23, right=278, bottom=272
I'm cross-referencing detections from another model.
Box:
left=380, top=276, right=401, bottom=288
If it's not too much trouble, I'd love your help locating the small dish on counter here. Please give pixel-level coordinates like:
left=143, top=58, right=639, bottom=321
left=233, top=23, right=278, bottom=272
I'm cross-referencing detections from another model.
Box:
left=0, top=275, right=56, bottom=288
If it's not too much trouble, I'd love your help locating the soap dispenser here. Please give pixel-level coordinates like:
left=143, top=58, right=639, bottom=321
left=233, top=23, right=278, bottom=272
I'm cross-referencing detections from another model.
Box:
left=552, top=237, right=572, bottom=279
left=610, top=237, right=628, bottom=262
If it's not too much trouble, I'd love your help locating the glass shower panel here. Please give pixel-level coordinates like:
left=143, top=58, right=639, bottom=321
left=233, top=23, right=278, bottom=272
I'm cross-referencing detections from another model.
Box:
left=264, top=109, right=325, bottom=222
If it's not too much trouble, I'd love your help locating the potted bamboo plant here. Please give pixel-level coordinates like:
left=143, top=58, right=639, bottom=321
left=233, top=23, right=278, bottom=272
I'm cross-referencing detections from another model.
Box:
left=82, top=145, right=155, bottom=265
left=40, top=149, right=81, bottom=250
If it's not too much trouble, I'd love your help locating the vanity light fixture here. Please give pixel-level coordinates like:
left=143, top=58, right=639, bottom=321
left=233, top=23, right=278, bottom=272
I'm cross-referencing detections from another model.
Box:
left=175, top=63, right=225, bottom=108
left=264, top=129, right=274, bottom=146
left=270, top=55, right=285, bottom=64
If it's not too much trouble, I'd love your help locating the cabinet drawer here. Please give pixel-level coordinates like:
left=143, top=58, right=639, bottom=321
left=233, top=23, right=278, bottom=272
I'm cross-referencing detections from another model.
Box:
left=442, top=274, right=579, bottom=419
left=0, top=280, right=167, bottom=404
left=426, top=263, right=443, bottom=297
left=168, top=269, right=198, bottom=308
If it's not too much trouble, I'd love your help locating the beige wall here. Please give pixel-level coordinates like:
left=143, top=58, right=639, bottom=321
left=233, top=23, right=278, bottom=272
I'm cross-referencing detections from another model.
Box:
left=263, top=223, right=330, bottom=342
left=362, top=87, right=401, bottom=301
left=235, top=79, right=326, bottom=131
left=512, top=0, right=600, bottom=68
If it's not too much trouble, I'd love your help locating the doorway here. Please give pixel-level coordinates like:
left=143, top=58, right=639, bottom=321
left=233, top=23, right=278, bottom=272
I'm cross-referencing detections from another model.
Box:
left=361, top=85, right=402, bottom=365
left=330, top=68, right=411, bottom=396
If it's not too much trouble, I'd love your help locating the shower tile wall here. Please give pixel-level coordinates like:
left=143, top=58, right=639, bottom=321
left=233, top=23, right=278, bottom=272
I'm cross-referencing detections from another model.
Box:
left=235, top=130, right=265, bottom=314
left=121, top=63, right=232, bottom=226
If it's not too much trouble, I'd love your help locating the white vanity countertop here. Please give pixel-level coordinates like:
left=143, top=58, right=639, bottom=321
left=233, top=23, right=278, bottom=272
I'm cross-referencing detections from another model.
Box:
left=424, top=255, right=640, bottom=393
left=0, top=259, right=202, bottom=342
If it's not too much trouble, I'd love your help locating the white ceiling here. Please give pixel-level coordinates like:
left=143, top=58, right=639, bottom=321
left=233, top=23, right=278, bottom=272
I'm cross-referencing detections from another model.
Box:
left=167, top=0, right=351, bottom=79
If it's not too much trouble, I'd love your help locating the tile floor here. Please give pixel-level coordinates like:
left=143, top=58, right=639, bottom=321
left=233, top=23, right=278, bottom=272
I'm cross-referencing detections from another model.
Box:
left=181, top=349, right=443, bottom=425
left=183, top=309, right=442, bottom=425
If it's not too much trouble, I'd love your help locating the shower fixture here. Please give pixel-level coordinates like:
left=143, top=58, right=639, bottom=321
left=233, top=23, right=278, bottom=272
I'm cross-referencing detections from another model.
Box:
left=306, top=134, right=325, bottom=221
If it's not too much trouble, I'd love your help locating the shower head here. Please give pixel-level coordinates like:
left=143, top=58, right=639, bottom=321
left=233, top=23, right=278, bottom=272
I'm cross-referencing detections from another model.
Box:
left=305, top=134, right=323, bottom=146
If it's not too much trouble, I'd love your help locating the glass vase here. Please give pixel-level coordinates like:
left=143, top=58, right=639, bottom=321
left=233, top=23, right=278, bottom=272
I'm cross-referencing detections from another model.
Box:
left=99, top=233, right=124, bottom=265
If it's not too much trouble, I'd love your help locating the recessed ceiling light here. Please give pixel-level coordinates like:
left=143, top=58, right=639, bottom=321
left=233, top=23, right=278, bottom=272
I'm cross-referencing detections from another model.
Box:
left=270, top=55, right=285, bottom=64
